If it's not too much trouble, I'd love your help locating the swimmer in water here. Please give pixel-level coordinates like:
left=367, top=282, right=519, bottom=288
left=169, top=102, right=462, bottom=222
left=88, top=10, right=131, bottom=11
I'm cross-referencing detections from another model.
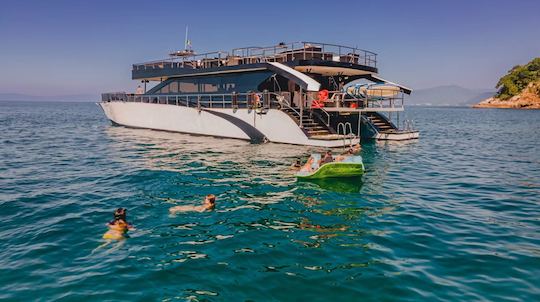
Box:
left=169, top=194, right=216, bottom=214
left=102, top=208, right=134, bottom=240
left=299, top=156, right=315, bottom=172
left=335, top=144, right=362, bottom=161
left=318, top=150, right=334, bottom=166
left=350, top=143, right=361, bottom=155
left=290, top=158, right=302, bottom=171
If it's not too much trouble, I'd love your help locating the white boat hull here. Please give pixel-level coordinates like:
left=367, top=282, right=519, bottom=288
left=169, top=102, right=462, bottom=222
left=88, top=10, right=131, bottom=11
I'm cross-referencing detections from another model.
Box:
left=99, top=102, right=359, bottom=147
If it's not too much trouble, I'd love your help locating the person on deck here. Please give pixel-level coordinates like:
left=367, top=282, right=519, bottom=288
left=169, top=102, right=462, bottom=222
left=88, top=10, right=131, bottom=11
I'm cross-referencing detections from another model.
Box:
left=135, top=85, right=144, bottom=95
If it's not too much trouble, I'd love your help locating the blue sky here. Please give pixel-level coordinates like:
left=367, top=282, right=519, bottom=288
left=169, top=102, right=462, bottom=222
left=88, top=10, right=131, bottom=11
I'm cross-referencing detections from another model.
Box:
left=1, top=0, right=539, bottom=95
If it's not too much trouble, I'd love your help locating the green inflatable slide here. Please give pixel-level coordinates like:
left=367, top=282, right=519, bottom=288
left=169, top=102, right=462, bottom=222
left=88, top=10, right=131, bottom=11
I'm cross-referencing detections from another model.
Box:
left=295, top=154, right=365, bottom=180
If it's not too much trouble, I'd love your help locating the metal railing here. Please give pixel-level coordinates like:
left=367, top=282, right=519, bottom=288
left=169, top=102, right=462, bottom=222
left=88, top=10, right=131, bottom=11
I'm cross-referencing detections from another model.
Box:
left=132, top=41, right=377, bottom=71
left=102, top=91, right=291, bottom=111
left=103, top=89, right=404, bottom=112
left=337, top=122, right=356, bottom=146
left=231, top=42, right=377, bottom=67
left=133, top=51, right=229, bottom=71
left=360, top=115, right=380, bottom=134
left=316, top=90, right=405, bottom=110
left=403, top=119, right=415, bottom=131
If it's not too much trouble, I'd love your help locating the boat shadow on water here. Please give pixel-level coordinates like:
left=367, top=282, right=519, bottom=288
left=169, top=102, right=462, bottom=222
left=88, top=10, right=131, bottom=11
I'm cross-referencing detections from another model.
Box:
left=297, top=176, right=364, bottom=193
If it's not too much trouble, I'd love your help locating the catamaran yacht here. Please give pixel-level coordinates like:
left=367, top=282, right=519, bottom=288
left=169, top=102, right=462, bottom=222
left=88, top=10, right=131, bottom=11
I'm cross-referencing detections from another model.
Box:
left=100, top=42, right=419, bottom=147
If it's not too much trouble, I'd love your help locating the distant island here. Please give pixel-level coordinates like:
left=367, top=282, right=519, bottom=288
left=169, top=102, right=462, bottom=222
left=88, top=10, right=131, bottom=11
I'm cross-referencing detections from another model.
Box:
left=474, top=58, right=540, bottom=109
left=408, top=85, right=495, bottom=106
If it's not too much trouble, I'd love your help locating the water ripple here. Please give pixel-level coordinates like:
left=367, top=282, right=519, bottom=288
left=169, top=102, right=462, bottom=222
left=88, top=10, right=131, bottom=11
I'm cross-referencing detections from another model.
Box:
left=0, top=102, right=539, bottom=301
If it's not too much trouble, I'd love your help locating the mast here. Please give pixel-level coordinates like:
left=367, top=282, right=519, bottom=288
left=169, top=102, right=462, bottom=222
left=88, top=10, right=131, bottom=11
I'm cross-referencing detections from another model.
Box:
left=169, top=25, right=194, bottom=57
left=184, top=26, right=189, bottom=50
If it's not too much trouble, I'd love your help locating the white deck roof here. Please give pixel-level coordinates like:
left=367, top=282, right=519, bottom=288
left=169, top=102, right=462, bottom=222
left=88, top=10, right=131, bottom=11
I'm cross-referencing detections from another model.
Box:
left=268, top=62, right=321, bottom=91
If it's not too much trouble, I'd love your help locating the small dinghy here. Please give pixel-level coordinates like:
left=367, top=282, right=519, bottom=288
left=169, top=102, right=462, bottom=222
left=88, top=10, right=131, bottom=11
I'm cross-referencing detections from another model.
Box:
left=295, top=154, right=365, bottom=179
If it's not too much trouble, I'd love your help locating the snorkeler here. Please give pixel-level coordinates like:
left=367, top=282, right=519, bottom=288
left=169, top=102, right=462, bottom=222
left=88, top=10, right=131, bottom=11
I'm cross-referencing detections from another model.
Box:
left=102, top=208, right=134, bottom=240
left=169, top=194, right=216, bottom=214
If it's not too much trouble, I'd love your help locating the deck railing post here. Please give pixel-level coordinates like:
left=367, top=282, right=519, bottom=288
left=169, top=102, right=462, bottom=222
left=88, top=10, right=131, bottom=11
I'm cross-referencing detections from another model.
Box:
left=299, top=88, right=304, bottom=127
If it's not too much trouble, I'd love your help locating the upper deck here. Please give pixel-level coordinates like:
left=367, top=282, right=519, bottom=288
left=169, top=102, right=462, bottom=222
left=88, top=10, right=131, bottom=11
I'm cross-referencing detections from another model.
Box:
left=132, top=42, right=378, bottom=80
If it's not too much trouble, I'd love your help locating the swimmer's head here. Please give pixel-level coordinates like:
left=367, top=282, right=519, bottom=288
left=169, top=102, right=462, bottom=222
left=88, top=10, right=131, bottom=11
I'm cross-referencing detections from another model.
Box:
left=205, top=194, right=216, bottom=204
left=114, top=208, right=127, bottom=221
left=204, top=194, right=216, bottom=209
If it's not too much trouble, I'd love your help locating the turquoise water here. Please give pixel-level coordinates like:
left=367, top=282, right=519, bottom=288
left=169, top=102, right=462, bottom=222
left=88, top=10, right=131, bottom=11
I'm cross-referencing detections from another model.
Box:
left=1, top=101, right=539, bottom=301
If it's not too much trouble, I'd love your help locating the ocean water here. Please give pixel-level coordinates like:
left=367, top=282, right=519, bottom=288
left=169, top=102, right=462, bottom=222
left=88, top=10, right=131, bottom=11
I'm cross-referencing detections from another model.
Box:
left=0, top=101, right=539, bottom=301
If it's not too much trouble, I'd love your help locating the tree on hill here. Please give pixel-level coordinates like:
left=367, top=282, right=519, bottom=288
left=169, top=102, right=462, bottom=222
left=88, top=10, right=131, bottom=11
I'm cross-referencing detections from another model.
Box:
left=496, top=57, right=540, bottom=100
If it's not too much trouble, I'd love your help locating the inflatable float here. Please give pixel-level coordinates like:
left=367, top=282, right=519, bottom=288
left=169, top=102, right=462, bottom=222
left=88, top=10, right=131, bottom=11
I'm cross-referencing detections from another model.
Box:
left=295, top=154, right=365, bottom=179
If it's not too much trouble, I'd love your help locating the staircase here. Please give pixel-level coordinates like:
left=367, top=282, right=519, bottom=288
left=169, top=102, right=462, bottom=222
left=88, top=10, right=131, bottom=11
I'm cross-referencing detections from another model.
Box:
left=281, top=107, right=334, bottom=138
left=365, top=112, right=396, bottom=133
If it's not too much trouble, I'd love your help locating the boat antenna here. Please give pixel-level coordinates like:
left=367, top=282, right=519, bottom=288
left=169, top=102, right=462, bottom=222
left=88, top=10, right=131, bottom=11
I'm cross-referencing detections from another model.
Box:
left=169, top=25, right=194, bottom=57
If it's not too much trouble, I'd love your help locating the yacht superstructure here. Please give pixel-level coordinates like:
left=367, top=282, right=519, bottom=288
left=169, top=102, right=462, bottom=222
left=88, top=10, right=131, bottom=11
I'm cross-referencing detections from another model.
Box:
left=100, top=42, right=418, bottom=147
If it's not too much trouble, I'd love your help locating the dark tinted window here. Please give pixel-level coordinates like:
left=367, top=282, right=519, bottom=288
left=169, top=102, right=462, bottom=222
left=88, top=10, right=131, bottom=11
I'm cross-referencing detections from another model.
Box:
left=151, top=71, right=273, bottom=94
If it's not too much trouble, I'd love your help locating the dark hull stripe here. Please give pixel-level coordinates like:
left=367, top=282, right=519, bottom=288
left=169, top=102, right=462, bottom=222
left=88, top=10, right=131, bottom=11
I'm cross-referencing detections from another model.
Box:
left=202, top=109, right=266, bottom=143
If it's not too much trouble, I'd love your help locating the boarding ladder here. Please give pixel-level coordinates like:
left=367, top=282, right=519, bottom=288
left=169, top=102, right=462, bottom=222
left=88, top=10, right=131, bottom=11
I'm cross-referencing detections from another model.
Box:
left=337, top=122, right=355, bottom=149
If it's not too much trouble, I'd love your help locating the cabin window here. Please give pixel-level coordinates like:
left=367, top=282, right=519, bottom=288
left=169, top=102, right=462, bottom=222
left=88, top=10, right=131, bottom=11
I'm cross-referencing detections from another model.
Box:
left=169, top=81, right=178, bottom=93
left=160, top=84, right=169, bottom=94
left=150, top=71, right=274, bottom=94
left=179, top=81, right=198, bottom=93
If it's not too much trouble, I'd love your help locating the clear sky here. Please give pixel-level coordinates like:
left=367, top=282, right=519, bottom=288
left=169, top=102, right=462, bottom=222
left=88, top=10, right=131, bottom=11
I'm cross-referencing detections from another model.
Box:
left=1, top=0, right=539, bottom=95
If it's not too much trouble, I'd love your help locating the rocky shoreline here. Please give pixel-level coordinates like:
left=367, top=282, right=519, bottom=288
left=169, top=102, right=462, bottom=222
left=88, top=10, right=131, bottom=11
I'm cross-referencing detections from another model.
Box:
left=473, top=81, right=540, bottom=109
